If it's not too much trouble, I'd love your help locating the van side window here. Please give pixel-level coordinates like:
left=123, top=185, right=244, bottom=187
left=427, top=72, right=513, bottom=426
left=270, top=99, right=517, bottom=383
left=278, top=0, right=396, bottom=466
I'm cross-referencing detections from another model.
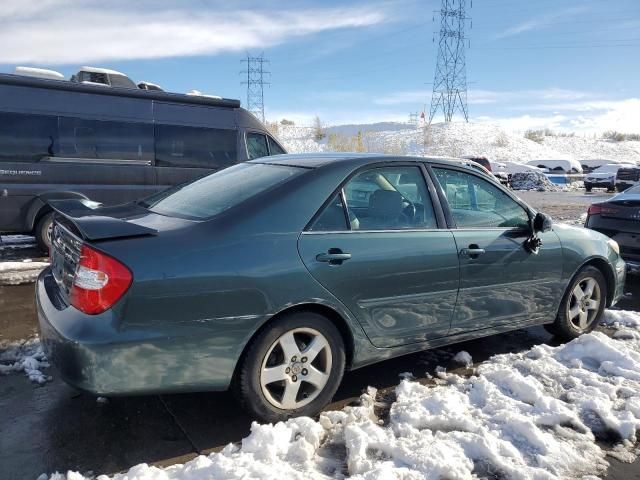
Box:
left=155, top=125, right=237, bottom=169
left=0, top=112, right=58, bottom=163
left=246, top=133, right=269, bottom=160
left=267, top=136, right=286, bottom=155
left=58, top=117, right=154, bottom=161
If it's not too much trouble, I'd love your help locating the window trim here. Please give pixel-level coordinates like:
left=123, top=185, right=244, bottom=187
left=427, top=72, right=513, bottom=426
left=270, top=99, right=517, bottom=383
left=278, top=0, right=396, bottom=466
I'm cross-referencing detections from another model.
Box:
left=303, top=161, right=447, bottom=233
left=266, top=134, right=287, bottom=156
left=428, top=163, right=533, bottom=232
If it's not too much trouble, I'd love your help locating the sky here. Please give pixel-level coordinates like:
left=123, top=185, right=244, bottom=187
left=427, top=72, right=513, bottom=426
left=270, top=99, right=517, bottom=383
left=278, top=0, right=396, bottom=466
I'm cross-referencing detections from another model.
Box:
left=0, top=0, right=639, bottom=132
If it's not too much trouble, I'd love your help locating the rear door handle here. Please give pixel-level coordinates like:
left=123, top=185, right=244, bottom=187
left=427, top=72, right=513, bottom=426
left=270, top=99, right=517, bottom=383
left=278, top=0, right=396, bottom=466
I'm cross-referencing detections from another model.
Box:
left=460, top=245, right=486, bottom=259
left=316, top=249, right=351, bottom=265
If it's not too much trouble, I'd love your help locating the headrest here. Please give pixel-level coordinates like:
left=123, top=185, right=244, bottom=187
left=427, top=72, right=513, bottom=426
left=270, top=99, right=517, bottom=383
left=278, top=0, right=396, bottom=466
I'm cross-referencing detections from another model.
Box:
left=369, top=190, right=403, bottom=218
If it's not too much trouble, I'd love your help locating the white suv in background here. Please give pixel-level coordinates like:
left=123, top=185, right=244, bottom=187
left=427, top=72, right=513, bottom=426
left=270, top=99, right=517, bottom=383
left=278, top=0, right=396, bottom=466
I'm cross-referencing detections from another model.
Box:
left=585, top=163, right=636, bottom=192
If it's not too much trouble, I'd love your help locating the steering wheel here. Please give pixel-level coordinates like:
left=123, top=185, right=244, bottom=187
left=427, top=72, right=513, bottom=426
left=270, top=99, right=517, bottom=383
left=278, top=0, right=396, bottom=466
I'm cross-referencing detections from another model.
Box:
left=401, top=199, right=417, bottom=224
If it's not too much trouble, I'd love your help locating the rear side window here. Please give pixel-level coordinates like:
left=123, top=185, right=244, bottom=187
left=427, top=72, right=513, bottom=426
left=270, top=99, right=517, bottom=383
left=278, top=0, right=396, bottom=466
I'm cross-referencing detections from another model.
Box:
left=267, top=136, right=286, bottom=155
left=143, top=163, right=302, bottom=220
left=247, top=133, right=270, bottom=159
left=155, top=125, right=237, bottom=169
left=58, top=117, right=154, bottom=161
left=0, top=112, right=57, bottom=163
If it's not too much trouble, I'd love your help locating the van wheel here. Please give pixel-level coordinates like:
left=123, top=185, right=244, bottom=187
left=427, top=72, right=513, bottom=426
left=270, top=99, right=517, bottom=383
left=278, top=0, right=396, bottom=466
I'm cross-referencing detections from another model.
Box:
left=35, top=212, right=54, bottom=252
left=235, top=312, right=345, bottom=423
left=544, top=266, right=606, bottom=341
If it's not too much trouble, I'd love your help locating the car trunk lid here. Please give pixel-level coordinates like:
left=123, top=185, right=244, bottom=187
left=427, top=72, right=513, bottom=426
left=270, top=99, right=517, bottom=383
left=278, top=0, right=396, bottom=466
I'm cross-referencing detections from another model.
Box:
left=601, top=199, right=640, bottom=221
left=48, top=199, right=158, bottom=241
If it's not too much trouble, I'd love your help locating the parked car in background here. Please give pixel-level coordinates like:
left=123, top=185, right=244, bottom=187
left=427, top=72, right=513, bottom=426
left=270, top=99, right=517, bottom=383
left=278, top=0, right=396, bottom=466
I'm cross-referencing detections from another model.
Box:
left=580, top=158, right=627, bottom=174
left=463, top=156, right=508, bottom=185
left=586, top=185, right=640, bottom=271
left=614, top=166, right=640, bottom=192
left=584, top=163, right=636, bottom=192
left=0, top=69, right=286, bottom=250
left=38, top=153, right=625, bottom=422
left=526, top=159, right=583, bottom=174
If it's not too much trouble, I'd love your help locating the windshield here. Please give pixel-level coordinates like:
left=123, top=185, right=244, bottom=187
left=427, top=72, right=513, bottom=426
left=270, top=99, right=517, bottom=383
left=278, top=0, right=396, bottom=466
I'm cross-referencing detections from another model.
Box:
left=142, top=163, right=303, bottom=220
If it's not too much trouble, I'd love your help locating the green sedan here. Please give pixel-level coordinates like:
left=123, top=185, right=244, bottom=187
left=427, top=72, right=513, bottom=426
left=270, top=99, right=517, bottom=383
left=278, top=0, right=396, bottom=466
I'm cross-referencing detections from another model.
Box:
left=37, top=154, right=626, bottom=421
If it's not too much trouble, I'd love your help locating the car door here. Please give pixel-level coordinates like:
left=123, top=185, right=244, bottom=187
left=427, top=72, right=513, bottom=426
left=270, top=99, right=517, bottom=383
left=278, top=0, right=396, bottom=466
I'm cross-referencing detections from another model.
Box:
left=298, top=164, right=460, bottom=348
left=431, top=166, right=564, bottom=334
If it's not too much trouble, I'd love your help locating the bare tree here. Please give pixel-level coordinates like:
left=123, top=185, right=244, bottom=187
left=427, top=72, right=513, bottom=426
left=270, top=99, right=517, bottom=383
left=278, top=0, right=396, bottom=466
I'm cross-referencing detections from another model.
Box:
left=313, top=116, right=326, bottom=142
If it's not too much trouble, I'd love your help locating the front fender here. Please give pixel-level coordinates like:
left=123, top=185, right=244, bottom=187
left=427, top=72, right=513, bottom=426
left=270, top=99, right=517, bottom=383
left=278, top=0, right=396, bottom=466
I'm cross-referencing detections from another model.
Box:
left=554, top=223, right=624, bottom=305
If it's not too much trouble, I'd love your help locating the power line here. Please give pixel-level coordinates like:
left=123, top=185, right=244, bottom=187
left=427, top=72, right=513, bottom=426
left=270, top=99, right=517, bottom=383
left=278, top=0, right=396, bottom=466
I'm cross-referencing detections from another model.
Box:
left=241, top=53, right=270, bottom=123
left=429, top=0, right=471, bottom=124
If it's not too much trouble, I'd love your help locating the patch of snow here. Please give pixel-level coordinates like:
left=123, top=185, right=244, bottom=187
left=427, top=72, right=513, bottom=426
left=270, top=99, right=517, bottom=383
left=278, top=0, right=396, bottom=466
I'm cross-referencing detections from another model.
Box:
left=0, top=260, right=49, bottom=285
left=452, top=350, right=473, bottom=367
left=43, top=310, right=640, bottom=480
left=0, top=337, right=51, bottom=384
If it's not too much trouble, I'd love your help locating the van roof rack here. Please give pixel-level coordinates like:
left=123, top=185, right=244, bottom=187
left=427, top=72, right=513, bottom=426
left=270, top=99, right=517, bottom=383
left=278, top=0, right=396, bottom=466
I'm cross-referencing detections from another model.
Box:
left=0, top=73, right=241, bottom=109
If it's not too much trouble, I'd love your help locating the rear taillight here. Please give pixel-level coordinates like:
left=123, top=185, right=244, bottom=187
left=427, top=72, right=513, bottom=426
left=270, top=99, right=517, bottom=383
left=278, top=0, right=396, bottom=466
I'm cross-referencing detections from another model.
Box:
left=69, top=245, right=132, bottom=315
left=587, top=204, right=619, bottom=216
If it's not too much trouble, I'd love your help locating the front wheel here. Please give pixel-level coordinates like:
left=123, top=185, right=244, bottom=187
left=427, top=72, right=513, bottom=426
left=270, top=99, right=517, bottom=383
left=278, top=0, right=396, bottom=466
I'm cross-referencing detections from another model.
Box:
left=545, top=266, right=606, bottom=341
left=585, top=185, right=592, bottom=192
left=235, top=312, right=345, bottom=422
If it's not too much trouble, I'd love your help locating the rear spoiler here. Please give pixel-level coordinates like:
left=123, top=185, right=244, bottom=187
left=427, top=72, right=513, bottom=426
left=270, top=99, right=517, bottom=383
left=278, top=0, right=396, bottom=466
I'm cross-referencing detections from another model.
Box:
left=48, top=199, right=157, bottom=241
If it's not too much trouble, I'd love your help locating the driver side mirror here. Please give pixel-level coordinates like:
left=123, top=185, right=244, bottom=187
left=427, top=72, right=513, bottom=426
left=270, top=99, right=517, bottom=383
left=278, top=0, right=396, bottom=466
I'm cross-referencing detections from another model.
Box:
left=533, top=212, right=553, bottom=233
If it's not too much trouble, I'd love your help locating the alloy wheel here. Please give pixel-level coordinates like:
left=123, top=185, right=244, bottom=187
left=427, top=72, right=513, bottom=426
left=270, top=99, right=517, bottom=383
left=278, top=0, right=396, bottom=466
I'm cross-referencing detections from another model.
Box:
left=567, top=276, right=601, bottom=331
left=260, top=327, right=332, bottom=410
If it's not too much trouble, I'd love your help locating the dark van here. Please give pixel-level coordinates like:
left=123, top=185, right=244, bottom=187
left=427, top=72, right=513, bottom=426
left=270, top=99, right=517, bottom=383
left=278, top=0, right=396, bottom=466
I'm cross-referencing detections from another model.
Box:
left=0, top=73, right=286, bottom=249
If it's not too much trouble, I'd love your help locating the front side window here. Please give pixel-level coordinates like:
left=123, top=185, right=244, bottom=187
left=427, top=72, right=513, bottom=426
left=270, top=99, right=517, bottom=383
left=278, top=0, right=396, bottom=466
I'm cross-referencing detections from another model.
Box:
left=433, top=168, right=530, bottom=229
left=247, top=132, right=270, bottom=159
left=142, top=163, right=302, bottom=220
left=155, top=125, right=237, bottom=169
left=321, top=166, right=438, bottom=231
left=267, top=136, right=286, bottom=155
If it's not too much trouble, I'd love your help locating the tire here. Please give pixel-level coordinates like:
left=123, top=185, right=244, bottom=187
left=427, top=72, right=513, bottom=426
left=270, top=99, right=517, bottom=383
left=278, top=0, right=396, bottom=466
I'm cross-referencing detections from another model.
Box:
left=235, top=311, right=346, bottom=422
left=544, top=266, right=607, bottom=341
left=34, top=212, right=54, bottom=253
left=585, top=186, right=592, bottom=192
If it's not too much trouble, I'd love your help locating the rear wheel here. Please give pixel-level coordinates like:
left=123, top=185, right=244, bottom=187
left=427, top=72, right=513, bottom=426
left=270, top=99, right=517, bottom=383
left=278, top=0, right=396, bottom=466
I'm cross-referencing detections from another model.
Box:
left=34, top=212, right=54, bottom=253
left=585, top=185, right=592, bottom=192
left=235, top=312, right=345, bottom=422
left=544, top=266, right=606, bottom=341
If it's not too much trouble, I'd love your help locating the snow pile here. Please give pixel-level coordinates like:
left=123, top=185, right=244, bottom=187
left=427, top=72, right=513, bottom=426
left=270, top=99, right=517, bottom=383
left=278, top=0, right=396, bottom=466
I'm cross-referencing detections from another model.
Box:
left=452, top=350, right=473, bottom=367
left=275, top=125, right=325, bottom=154
left=0, top=337, right=50, bottom=384
left=0, top=259, right=50, bottom=285
left=45, top=310, right=640, bottom=480
left=510, top=172, right=560, bottom=191
left=543, top=136, right=640, bottom=164
left=288, top=121, right=640, bottom=165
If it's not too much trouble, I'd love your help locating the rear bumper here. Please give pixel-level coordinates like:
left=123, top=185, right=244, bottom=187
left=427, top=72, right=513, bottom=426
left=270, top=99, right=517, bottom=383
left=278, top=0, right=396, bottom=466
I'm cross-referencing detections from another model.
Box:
left=584, top=181, right=614, bottom=189
left=36, top=269, right=235, bottom=395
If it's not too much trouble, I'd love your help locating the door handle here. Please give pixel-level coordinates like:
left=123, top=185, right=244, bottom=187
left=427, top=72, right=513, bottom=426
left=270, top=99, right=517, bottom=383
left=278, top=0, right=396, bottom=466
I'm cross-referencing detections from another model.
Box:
left=460, top=245, right=486, bottom=259
left=316, top=249, right=351, bottom=265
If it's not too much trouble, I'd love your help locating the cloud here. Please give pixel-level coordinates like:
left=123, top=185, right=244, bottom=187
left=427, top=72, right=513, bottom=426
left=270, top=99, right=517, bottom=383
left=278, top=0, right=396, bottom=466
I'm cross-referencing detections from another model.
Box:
left=495, top=6, right=591, bottom=39
left=374, top=88, right=593, bottom=106
left=0, top=1, right=387, bottom=64
left=474, top=98, right=640, bottom=133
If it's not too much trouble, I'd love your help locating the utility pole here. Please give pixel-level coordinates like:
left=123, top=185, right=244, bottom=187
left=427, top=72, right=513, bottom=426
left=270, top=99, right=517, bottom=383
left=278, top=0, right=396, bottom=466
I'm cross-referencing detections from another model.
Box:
left=428, top=0, right=471, bottom=124
left=241, top=53, right=270, bottom=123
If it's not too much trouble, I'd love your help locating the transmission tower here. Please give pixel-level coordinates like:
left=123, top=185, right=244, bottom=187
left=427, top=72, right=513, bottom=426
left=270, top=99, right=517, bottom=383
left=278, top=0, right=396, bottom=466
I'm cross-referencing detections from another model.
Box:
left=241, top=53, right=270, bottom=122
left=428, top=0, right=471, bottom=124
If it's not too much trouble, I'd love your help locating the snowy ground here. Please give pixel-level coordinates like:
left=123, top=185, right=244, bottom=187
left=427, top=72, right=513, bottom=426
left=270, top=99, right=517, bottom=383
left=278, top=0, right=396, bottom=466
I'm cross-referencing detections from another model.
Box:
left=0, top=235, right=49, bottom=285
left=280, top=121, right=640, bottom=166
left=39, top=309, right=640, bottom=480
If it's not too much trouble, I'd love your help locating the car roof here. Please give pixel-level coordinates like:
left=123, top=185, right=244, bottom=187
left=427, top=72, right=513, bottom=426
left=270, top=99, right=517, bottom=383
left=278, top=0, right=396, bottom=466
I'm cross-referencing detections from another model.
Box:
left=250, top=152, right=486, bottom=172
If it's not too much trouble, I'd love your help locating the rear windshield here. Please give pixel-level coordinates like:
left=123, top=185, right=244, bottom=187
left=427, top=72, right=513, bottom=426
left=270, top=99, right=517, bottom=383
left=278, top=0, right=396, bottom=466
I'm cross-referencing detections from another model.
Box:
left=141, top=163, right=303, bottom=220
